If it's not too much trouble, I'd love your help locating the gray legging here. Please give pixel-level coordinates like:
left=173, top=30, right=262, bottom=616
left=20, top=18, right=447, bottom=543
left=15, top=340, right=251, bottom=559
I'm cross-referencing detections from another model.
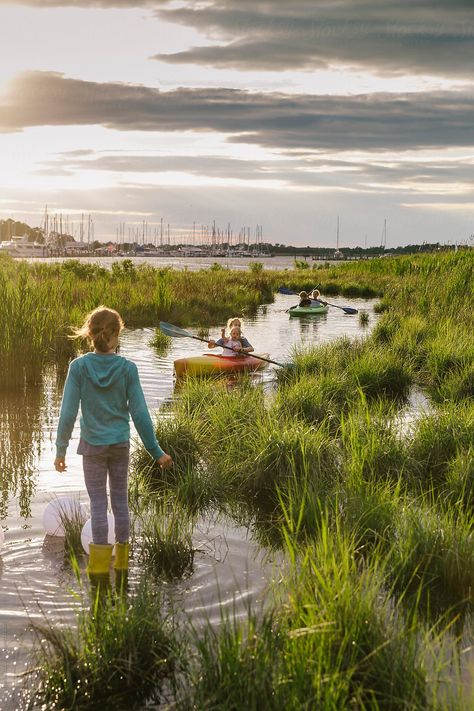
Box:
left=78, top=439, right=130, bottom=545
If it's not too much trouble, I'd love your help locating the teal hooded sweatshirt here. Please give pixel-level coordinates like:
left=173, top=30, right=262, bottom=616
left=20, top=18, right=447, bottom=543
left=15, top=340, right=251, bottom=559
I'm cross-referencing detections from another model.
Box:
left=55, top=352, right=165, bottom=460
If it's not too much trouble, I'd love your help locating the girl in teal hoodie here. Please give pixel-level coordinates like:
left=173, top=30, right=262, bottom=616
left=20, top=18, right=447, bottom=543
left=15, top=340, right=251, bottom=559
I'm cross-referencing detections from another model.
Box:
left=55, top=306, right=172, bottom=576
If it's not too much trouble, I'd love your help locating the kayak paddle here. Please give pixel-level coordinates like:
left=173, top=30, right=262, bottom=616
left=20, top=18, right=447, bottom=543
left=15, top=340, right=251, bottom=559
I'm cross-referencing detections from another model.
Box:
left=278, top=286, right=358, bottom=314
left=159, top=321, right=286, bottom=368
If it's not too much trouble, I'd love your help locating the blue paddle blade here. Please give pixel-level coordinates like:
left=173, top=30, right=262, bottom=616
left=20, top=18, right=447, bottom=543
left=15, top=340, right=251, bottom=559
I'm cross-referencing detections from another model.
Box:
left=159, top=321, right=191, bottom=338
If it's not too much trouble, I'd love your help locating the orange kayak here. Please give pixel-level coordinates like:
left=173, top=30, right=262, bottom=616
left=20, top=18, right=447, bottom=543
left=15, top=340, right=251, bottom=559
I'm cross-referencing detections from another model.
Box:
left=174, top=353, right=269, bottom=378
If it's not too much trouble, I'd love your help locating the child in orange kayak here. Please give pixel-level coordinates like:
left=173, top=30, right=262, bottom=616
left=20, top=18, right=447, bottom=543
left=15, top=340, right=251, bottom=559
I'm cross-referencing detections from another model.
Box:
left=209, top=325, right=254, bottom=358
left=220, top=316, right=243, bottom=340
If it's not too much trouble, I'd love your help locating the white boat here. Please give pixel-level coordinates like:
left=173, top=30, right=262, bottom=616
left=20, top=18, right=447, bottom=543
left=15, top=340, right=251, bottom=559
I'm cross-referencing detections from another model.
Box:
left=0, top=234, right=46, bottom=257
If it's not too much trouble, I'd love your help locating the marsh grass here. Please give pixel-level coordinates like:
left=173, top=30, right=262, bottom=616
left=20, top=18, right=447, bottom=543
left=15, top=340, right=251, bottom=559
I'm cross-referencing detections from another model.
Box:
left=196, top=325, right=210, bottom=339
left=280, top=526, right=431, bottom=710
left=276, top=337, right=366, bottom=387
left=339, top=480, right=401, bottom=551
left=358, top=310, right=369, bottom=325
left=340, top=397, right=408, bottom=484
left=134, top=417, right=202, bottom=481
left=149, top=328, right=172, bottom=355
left=129, top=409, right=211, bottom=515
left=408, top=402, right=474, bottom=487
left=445, top=448, right=474, bottom=508
left=58, top=504, right=88, bottom=559
left=180, top=519, right=461, bottom=710
left=373, top=298, right=390, bottom=314
left=29, top=582, right=177, bottom=711
left=2, top=250, right=472, bottom=390
left=347, top=347, right=413, bottom=399
left=391, top=503, right=474, bottom=607
left=425, top=327, right=474, bottom=387
left=13, top=250, right=474, bottom=706
left=436, top=363, right=474, bottom=402
left=0, top=258, right=277, bottom=385
left=138, top=497, right=195, bottom=581
left=249, top=419, right=338, bottom=507
left=276, top=372, right=352, bottom=430
left=178, top=611, right=280, bottom=710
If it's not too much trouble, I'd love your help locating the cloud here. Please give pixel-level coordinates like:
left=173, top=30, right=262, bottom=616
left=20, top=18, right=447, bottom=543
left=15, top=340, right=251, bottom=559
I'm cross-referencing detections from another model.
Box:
left=0, top=1, right=161, bottom=6
left=39, top=150, right=474, bottom=200
left=2, top=2, right=472, bottom=78
left=53, top=154, right=273, bottom=179
left=151, top=0, right=474, bottom=78
left=1, top=72, right=473, bottom=153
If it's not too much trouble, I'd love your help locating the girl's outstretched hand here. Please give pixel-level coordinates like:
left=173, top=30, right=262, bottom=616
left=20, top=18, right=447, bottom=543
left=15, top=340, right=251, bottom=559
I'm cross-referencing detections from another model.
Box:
left=54, top=457, right=67, bottom=473
left=157, top=453, right=173, bottom=469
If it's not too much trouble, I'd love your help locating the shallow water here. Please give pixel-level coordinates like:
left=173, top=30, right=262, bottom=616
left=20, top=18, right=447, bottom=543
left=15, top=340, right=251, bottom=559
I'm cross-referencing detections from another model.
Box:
left=1, top=293, right=382, bottom=705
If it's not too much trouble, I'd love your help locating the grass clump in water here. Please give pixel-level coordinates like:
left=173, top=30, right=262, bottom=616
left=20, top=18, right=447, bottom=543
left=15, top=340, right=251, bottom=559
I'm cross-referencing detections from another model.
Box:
left=133, top=416, right=201, bottom=483
left=149, top=328, right=172, bottom=355
left=276, top=372, right=352, bottom=430
left=58, top=503, right=88, bottom=559
left=138, top=497, right=195, bottom=581
left=30, top=582, right=177, bottom=711
left=358, top=310, right=369, bottom=326
left=347, top=346, right=413, bottom=400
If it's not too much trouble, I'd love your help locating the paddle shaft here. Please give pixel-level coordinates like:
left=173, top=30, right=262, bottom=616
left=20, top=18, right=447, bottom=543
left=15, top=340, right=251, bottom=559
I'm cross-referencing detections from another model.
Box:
left=189, top=335, right=284, bottom=367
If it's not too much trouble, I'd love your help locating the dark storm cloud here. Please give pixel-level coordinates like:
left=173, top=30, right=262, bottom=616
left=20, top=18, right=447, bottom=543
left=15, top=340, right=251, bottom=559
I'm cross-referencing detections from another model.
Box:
left=1, top=72, right=473, bottom=152
left=151, top=0, right=474, bottom=78
left=2, top=1, right=472, bottom=78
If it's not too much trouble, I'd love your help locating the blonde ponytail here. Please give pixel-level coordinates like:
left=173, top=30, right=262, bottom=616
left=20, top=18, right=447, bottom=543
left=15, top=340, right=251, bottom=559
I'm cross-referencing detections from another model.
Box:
left=72, top=306, right=124, bottom=352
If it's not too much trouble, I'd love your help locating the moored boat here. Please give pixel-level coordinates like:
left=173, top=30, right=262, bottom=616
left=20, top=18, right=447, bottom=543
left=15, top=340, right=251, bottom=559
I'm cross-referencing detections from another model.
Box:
left=288, top=304, right=329, bottom=316
left=174, top=353, right=269, bottom=377
left=0, top=234, right=46, bottom=257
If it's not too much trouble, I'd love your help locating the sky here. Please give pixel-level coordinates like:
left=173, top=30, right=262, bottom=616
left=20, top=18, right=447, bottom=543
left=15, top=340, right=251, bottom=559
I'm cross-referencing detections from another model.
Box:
left=0, top=0, right=473, bottom=248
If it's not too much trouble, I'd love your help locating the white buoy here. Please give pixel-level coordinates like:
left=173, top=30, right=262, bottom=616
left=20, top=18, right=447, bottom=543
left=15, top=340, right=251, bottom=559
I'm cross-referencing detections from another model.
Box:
left=43, top=497, right=85, bottom=536
left=81, top=513, right=115, bottom=554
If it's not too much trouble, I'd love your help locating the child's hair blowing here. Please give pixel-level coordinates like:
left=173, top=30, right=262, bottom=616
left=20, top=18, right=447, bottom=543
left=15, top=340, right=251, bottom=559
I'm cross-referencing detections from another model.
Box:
left=73, top=306, right=124, bottom=353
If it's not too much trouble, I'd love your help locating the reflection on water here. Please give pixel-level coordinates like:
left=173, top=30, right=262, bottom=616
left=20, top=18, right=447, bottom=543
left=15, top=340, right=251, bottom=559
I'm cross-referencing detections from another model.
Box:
left=0, top=380, right=47, bottom=520
left=0, top=293, right=380, bottom=706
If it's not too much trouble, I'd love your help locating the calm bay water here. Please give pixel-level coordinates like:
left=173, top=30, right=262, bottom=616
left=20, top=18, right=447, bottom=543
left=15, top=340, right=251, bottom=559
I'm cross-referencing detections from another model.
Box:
left=33, top=253, right=329, bottom=271
left=0, top=292, right=388, bottom=706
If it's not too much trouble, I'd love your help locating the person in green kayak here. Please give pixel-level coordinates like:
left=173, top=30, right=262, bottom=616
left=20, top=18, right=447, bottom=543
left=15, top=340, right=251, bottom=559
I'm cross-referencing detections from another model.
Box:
left=298, top=291, right=312, bottom=307
left=309, top=289, right=327, bottom=307
left=208, top=324, right=254, bottom=358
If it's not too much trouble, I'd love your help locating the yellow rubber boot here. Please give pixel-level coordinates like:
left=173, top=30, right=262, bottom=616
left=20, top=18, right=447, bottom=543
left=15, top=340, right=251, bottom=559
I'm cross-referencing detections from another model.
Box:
left=87, top=543, right=113, bottom=575
left=114, top=542, right=129, bottom=571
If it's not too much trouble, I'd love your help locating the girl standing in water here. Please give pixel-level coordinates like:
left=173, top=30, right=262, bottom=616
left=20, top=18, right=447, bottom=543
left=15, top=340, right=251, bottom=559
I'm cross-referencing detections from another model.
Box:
left=54, top=306, right=172, bottom=576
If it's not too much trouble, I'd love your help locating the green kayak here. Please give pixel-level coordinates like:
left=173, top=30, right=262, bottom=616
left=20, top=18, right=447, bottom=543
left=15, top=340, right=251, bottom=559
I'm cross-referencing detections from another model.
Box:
left=289, top=304, right=329, bottom=317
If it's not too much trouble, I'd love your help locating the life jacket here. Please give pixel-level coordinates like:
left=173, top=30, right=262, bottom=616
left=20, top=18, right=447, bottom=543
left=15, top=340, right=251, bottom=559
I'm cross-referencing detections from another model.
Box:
left=220, top=337, right=244, bottom=357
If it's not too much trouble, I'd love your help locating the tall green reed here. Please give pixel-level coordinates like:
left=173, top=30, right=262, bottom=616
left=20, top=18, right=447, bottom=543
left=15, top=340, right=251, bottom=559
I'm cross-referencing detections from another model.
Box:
left=29, top=581, right=177, bottom=711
